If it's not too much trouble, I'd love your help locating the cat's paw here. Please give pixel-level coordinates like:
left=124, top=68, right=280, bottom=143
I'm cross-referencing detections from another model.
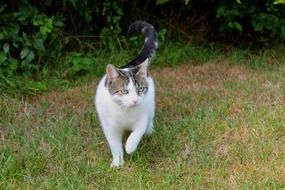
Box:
left=111, top=159, right=124, bottom=167
left=125, top=141, right=137, bottom=155
left=111, top=156, right=124, bottom=167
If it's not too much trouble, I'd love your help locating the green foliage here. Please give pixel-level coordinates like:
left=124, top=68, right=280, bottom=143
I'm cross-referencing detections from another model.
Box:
left=0, top=2, right=64, bottom=77
left=64, top=52, right=93, bottom=77
left=154, top=0, right=285, bottom=42
left=274, top=0, right=285, bottom=4
left=0, top=75, right=47, bottom=95
left=99, top=1, right=124, bottom=50
left=215, top=0, right=285, bottom=41
left=1, top=0, right=285, bottom=94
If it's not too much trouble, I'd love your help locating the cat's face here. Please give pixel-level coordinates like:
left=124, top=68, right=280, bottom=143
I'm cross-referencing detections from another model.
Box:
left=106, top=60, right=149, bottom=108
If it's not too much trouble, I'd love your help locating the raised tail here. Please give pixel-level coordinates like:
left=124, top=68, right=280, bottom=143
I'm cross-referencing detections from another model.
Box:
left=123, top=21, right=158, bottom=68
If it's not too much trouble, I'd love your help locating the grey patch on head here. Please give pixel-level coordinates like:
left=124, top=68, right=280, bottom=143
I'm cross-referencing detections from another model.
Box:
left=133, top=71, right=149, bottom=95
left=106, top=66, right=149, bottom=96
left=107, top=71, right=130, bottom=95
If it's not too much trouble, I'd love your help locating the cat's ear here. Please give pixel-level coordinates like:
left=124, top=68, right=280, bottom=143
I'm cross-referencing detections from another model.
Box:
left=135, top=59, right=149, bottom=77
left=106, top=64, right=119, bottom=81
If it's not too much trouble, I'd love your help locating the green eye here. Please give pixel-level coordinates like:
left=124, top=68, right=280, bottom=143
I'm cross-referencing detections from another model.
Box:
left=119, top=89, right=129, bottom=94
left=138, top=87, right=146, bottom=93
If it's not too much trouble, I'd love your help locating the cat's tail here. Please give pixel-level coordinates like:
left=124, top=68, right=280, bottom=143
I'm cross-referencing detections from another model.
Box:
left=124, top=21, right=158, bottom=68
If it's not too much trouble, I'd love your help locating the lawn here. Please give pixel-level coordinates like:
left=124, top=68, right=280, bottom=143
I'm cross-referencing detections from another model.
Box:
left=1, top=57, right=285, bottom=189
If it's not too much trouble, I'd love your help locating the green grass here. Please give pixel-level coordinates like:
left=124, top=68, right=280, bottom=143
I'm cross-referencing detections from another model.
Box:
left=1, top=44, right=285, bottom=189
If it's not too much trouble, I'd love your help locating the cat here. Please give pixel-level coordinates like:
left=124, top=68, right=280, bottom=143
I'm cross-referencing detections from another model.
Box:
left=95, top=21, right=158, bottom=167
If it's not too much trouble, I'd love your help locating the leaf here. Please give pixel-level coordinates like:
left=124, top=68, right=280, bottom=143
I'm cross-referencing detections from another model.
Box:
left=26, top=51, right=35, bottom=62
left=227, top=21, right=242, bottom=31
left=36, top=82, right=47, bottom=91
left=41, top=18, right=53, bottom=35
left=184, top=0, right=190, bottom=5
left=20, top=47, right=30, bottom=59
left=0, top=5, right=6, bottom=13
left=274, top=0, right=285, bottom=4
left=217, top=6, right=226, bottom=18
left=234, top=22, right=242, bottom=31
left=7, top=23, right=20, bottom=38
left=13, top=42, right=19, bottom=48
left=22, top=32, right=32, bottom=46
left=156, top=0, right=169, bottom=5
left=26, top=81, right=47, bottom=92
left=31, top=81, right=47, bottom=91
left=33, top=19, right=42, bottom=26
left=3, top=43, right=10, bottom=54
left=0, top=52, right=7, bottom=64
left=40, top=25, right=52, bottom=35
left=0, top=33, right=4, bottom=40
left=7, top=58, right=18, bottom=74
left=33, top=39, right=45, bottom=51
left=254, top=23, right=264, bottom=31
left=53, top=19, right=64, bottom=27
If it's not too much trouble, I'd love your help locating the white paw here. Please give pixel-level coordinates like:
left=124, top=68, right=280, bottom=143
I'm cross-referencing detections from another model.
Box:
left=125, top=141, right=137, bottom=155
left=111, top=156, right=124, bottom=167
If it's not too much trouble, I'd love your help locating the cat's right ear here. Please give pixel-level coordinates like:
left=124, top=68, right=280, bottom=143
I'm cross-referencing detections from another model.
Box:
left=106, top=64, right=119, bottom=81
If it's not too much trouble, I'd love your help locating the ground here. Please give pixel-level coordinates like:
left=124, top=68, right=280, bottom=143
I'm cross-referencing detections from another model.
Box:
left=1, top=62, right=285, bottom=189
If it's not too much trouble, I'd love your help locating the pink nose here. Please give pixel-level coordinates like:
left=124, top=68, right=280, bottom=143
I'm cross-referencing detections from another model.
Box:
left=132, top=99, right=138, bottom=105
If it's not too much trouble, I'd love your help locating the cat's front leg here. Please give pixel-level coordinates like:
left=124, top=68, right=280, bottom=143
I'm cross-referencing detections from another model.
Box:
left=145, top=121, right=154, bottom=135
left=125, top=117, right=148, bottom=154
left=145, top=101, right=155, bottom=135
left=145, top=115, right=154, bottom=135
left=102, top=125, right=124, bottom=167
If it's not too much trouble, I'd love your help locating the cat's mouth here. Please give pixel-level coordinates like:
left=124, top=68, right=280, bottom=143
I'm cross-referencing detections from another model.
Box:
left=126, top=102, right=140, bottom=108
left=129, top=103, right=138, bottom=108
left=116, top=101, right=138, bottom=108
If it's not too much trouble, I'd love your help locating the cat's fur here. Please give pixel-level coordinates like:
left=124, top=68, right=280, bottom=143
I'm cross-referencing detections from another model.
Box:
left=95, top=21, right=158, bottom=167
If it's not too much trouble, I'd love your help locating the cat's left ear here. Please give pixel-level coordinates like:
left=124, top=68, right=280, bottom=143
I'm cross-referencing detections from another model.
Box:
left=135, top=59, right=149, bottom=77
left=106, top=64, right=119, bottom=81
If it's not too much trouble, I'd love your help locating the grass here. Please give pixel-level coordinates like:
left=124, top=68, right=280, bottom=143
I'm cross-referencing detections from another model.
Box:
left=1, top=43, right=285, bottom=189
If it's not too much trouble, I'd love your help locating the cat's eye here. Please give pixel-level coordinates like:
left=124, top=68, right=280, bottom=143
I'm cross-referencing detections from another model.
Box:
left=119, top=89, right=129, bottom=94
left=138, top=87, right=146, bottom=93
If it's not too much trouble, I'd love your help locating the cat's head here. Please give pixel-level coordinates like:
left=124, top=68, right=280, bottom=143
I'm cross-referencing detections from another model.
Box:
left=105, top=59, right=150, bottom=108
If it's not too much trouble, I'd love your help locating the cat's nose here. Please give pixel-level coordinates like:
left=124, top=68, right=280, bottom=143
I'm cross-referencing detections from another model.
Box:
left=132, top=98, right=138, bottom=105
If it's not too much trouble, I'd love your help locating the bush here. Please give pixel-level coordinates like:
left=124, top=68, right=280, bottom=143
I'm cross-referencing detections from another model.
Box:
left=215, top=0, right=285, bottom=43
left=0, top=1, right=64, bottom=77
left=0, top=0, right=126, bottom=78
left=0, top=0, right=285, bottom=94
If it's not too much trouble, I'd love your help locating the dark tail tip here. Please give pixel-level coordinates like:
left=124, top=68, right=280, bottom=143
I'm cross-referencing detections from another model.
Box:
left=126, top=21, right=155, bottom=37
left=123, top=21, right=158, bottom=68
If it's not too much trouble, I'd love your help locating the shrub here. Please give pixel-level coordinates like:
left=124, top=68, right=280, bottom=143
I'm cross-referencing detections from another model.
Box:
left=0, top=0, right=285, bottom=94
left=215, top=0, right=285, bottom=42
left=0, top=1, right=64, bottom=77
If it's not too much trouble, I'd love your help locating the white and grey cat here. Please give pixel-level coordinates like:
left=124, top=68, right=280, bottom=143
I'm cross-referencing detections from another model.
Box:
left=95, top=21, right=158, bottom=167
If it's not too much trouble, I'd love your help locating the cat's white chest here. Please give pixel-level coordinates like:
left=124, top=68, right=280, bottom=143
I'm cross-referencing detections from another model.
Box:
left=99, top=94, right=147, bottom=130
left=116, top=106, right=146, bottom=130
